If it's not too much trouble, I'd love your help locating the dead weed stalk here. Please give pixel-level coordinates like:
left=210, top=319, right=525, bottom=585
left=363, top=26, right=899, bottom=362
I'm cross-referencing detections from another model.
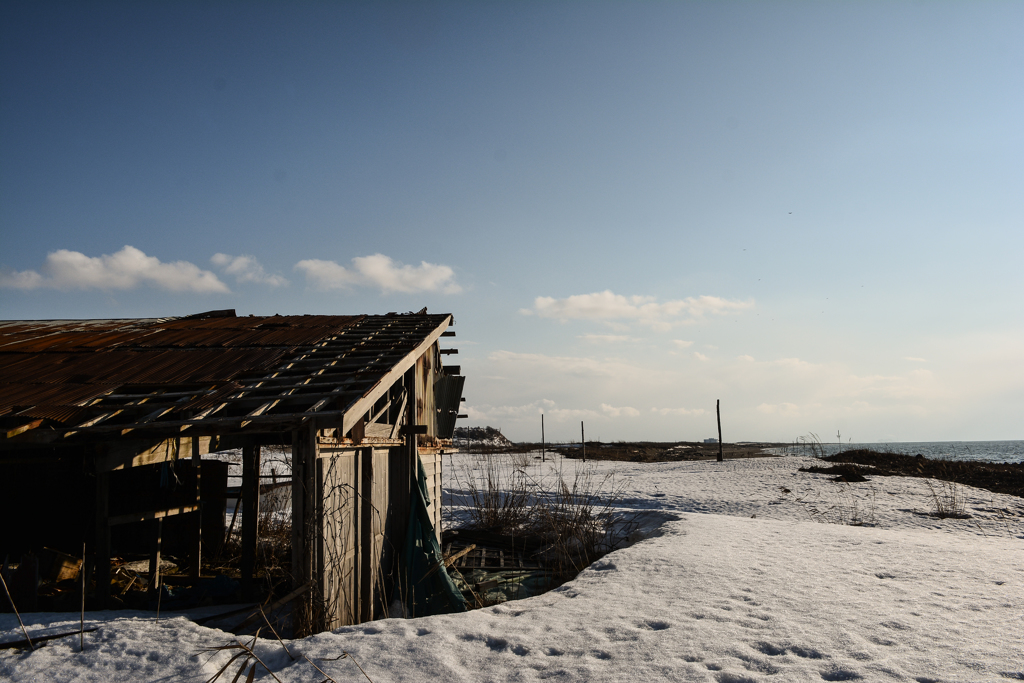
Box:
left=796, top=483, right=877, bottom=526
left=925, top=479, right=970, bottom=519
left=455, top=454, right=639, bottom=586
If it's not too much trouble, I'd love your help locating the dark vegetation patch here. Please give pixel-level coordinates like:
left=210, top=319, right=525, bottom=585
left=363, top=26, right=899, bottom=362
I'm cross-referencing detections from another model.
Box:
left=822, top=449, right=1024, bottom=498
left=554, top=442, right=785, bottom=463
left=799, top=463, right=871, bottom=483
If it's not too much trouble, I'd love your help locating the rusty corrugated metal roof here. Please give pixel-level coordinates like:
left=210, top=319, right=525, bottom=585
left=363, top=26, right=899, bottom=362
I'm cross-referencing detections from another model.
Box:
left=1, top=311, right=453, bottom=440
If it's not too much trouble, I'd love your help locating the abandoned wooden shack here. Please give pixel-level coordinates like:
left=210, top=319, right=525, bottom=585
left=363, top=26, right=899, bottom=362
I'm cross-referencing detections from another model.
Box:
left=0, top=309, right=466, bottom=634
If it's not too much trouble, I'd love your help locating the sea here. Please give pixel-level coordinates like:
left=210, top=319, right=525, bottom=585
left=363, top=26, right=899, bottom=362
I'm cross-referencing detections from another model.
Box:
left=770, top=440, right=1024, bottom=465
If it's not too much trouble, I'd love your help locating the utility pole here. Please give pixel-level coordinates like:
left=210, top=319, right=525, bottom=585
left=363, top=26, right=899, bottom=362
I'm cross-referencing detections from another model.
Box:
left=541, top=414, right=545, bottom=463
left=581, top=421, right=586, bottom=463
left=716, top=400, right=723, bottom=462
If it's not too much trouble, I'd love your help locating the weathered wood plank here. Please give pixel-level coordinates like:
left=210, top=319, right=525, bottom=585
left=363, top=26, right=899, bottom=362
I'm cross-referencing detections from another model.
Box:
left=107, top=504, right=199, bottom=527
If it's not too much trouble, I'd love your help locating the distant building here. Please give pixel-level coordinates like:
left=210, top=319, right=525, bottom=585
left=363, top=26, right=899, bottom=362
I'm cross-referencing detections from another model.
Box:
left=704, top=438, right=718, bottom=443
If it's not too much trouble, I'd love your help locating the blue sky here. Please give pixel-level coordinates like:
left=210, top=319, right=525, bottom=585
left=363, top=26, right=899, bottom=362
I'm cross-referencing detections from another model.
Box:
left=2, top=1, right=1022, bottom=443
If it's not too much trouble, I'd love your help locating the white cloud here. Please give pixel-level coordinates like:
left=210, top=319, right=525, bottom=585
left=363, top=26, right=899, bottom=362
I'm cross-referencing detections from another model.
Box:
left=651, top=407, right=708, bottom=416
left=600, top=403, right=640, bottom=417
left=526, top=290, right=753, bottom=330
left=737, top=355, right=755, bottom=362
left=756, top=402, right=802, bottom=416
left=211, top=253, right=289, bottom=287
left=295, top=253, right=461, bottom=294
left=487, top=350, right=646, bottom=380
left=672, top=340, right=694, bottom=348
left=464, top=399, right=596, bottom=424
left=580, top=334, right=639, bottom=343
left=0, top=246, right=229, bottom=293
left=693, top=352, right=709, bottom=361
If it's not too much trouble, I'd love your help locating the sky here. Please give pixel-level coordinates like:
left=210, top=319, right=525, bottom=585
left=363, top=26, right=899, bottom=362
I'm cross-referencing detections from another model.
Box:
left=1, top=1, right=1022, bottom=443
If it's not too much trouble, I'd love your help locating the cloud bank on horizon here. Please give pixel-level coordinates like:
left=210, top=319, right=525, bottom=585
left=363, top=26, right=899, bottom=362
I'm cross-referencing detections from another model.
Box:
left=524, top=291, right=753, bottom=331
left=0, top=246, right=229, bottom=294
left=0, top=247, right=462, bottom=296
left=295, top=254, right=461, bottom=294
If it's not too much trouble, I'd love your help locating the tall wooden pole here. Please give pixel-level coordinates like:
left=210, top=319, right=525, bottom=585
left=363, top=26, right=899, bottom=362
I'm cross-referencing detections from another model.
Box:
left=541, top=414, right=545, bottom=463
left=190, top=435, right=202, bottom=577
left=94, top=471, right=110, bottom=608
left=241, top=442, right=260, bottom=597
left=79, top=540, right=85, bottom=652
left=716, top=400, right=723, bottom=462
left=581, top=421, right=586, bottom=463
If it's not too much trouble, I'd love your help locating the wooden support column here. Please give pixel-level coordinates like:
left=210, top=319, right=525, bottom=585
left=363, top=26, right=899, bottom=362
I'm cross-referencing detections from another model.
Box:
left=189, top=436, right=202, bottom=577
left=406, top=366, right=418, bottom=495
left=94, top=471, right=110, bottom=608
left=148, top=518, right=163, bottom=595
left=240, top=442, right=260, bottom=597
left=402, top=366, right=418, bottom=515
left=390, top=374, right=415, bottom=536
left=359, top=447, right=374, bottom=623
left=291, top=422, right=317, bottom=636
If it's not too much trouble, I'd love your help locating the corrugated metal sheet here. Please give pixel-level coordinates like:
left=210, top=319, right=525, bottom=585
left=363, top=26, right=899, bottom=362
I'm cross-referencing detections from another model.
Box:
left=15, top=405, right=95, bottom=424
left=434, top=374, right=466, bottom=440
left=1, top=312, right=453, bottom=437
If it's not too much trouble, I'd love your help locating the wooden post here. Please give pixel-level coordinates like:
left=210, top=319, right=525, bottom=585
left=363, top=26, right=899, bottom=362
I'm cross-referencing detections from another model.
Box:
left=240, top=442, right=260, bottom=596
left=581, top=421, right=586, bottom=463
left=359, top=447, right=373, bottom=623
left=541, top=414, right=545, bottom=464
left=716, top=400, right=723, bottom=462
left=189, top=436, right=202, bottom=577
left=94, top=471, right=110, bottom=608
left=401, top=366, right=419, bottom=613
left=80, top=541, right=85, bottom=652
left=291, top=423, right=317, bottom=637
left=148, top=517, right=163, bottom=595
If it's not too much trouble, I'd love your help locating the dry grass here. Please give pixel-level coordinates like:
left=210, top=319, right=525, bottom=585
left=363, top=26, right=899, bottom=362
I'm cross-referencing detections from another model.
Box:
left=451, top=454, right=638, bottom=588
left=794, top=483, right=877, bottom=526
left=456, top=455, right=535, bottom=532
left=532, top=465, right=630, bottom=578
left=925, top=480, right=970, bottom=519
left=199, top=606, right=374, bottom=683
left=799, top=432, right=828, bottom=459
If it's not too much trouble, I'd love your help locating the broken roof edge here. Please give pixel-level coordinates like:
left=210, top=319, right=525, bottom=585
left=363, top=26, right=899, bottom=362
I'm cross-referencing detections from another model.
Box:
left=1, top=312, right=454, bottom=445
left=336, top=313, right=452, bottom=438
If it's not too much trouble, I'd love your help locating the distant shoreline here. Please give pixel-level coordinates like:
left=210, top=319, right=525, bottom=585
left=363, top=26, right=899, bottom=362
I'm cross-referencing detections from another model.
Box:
left=458, top=440, right=786, bottom=462
left=456, top=440, right=1024, bottom=498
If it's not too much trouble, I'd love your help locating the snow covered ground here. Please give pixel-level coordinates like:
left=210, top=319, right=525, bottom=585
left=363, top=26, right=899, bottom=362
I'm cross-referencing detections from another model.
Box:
left=3, top=453, right=1022, bottom=682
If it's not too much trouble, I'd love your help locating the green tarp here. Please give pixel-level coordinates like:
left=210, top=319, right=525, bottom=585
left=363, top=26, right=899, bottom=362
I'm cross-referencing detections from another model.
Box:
left=401, top=456, right=467, bottom=617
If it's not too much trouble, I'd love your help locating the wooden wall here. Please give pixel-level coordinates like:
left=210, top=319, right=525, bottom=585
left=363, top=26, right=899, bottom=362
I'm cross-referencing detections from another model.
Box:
left=419, top=449, right=444, bottom=544
left=315, top=445, right=393, bottom=629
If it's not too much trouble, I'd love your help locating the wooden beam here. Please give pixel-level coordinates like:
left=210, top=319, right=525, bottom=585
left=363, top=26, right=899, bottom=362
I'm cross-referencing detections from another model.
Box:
left=367, top=397, right=392, bottom=426
left=107, top=504, right=199, bottom=527
left=148, top=518, right=163, bottom=595
left=359, top=447, right=373, bottom=622
left=389, top=390, right=408, bottom=440
left=291, top=423, right=316, bottom=637
left=5, top=420, right=43, bottom=439
left=339, top=316, right=451, bottom=438
left=96, top=436, right=215, bottom=473
left=240, top=443, right=260, bottom=597
left=190, top=434, right=202, bottom=578
left=94, top=472, right=110, bottom=608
